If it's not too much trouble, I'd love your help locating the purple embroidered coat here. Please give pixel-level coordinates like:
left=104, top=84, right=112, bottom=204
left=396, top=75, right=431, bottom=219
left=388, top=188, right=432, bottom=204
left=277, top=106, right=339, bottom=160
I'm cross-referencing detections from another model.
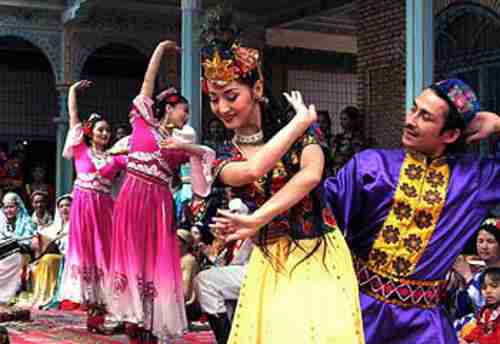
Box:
left=324, top=149, right=500, bottom=344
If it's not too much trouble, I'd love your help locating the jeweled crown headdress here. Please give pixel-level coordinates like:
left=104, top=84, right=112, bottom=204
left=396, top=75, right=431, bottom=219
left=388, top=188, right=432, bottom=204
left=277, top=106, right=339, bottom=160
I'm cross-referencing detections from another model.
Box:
left=200, top=4, right=261, bottom=89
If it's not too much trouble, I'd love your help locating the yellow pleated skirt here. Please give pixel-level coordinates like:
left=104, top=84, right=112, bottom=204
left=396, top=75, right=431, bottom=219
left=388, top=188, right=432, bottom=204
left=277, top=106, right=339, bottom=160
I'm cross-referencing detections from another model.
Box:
left=15, top=254, right=62, bottom=308
left=228, top=230, right=365, bottom=344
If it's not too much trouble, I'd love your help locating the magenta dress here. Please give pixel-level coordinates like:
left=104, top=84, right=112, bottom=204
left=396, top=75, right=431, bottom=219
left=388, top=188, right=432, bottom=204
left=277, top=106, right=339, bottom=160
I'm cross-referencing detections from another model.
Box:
left=108, top=95, right=192, bottom=341
left=60, top=124, right=126, bottom=306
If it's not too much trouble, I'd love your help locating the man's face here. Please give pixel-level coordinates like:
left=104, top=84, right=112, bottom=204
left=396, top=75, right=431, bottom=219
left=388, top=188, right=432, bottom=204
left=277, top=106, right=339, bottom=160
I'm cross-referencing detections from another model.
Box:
left=32, top=194, right=47, bottom=213
left=402, top=89, right=456, bottom=156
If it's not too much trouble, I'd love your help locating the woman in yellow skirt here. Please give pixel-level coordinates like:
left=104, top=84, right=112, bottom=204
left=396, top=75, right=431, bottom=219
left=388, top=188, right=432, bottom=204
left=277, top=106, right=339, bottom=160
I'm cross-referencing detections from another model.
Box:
left=199, top=6, right=364, bottom=343
left=15, top=194, right=72, bottom=308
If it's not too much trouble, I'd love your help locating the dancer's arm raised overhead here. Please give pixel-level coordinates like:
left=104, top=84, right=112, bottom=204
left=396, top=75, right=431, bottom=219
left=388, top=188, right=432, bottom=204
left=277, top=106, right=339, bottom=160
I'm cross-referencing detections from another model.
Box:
left=140, top=40, right=179, bottom=99
left=68, top=80, right=92, bottom=129
left=217, top=91, right=318, bottom=187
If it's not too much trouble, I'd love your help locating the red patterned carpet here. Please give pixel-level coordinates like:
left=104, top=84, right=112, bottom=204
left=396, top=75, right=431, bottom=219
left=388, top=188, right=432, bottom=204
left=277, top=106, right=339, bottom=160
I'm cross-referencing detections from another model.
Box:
left=1, top=309, right=215, bottom=344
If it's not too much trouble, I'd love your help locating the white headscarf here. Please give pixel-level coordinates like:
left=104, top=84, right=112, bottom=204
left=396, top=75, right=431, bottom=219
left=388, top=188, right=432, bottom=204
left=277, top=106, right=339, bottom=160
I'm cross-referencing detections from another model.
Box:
left=0, top=192, right=36, bottom=241
left=39, top=194, right=72, bottom=254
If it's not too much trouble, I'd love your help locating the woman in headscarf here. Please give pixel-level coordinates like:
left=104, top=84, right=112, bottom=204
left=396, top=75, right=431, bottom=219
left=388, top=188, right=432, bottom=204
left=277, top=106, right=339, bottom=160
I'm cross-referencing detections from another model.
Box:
left=17, top=194, right=73, bottom=308
left=0, top=192, right=37, bottom=303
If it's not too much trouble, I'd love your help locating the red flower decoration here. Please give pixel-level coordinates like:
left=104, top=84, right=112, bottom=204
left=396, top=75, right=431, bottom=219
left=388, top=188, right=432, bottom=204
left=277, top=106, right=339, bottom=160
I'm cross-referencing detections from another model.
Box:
left=168, top=95, right=180, bottom=103
left=82, top=123, right=93, bottom=136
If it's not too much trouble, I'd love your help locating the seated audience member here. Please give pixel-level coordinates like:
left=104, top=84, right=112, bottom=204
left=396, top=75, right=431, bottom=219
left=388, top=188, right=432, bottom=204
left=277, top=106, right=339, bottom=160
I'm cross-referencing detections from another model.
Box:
left=25, top=165, right=55, bottom=211
left=194, top=237, right=253, bottom=344
left=459, top=267, right=500, bottom=344
left=114, top=123, right=130, bottom=144
left=0, top=192, right=38, bottom=302
left=317, top=110, right=333, bottom=147
left=18, top=194, right=72, bottom=308
left=30, top=190, right=53, bottom=230
left=453, top=218, right=500, bottom=330
left=177, top=229, right=201, bottom=321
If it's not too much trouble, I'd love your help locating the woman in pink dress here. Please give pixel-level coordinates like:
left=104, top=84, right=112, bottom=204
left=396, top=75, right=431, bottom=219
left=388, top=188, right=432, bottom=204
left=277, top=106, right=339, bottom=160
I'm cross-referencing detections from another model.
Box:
left=108, top=40, right=213, bottom=344
left=61, top=80, right=126, bottom=331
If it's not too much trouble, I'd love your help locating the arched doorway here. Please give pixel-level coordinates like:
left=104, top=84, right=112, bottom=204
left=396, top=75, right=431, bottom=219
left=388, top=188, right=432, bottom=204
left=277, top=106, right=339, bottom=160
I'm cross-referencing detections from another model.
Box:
left=435, top=3, right=500, bottom=114
left=0, top=36, right=58, bottom=194
left=78, top=43, right=148, bottom=138
left=435, top=3, right=500, bottom=155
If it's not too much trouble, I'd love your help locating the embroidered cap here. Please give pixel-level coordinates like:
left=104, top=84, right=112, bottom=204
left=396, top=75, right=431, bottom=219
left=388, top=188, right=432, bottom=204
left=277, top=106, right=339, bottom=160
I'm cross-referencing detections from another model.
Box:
left=429, top=79, right=480, bottom=127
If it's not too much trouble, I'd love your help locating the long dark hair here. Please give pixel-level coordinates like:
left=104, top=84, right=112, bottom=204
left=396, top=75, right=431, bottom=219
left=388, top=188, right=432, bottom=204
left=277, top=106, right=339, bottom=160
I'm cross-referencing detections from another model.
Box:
left=82, top=113, right=109, bottom=147
left=237, top=69, right=330, bottom=273
left=153, top=90, right=189, bottom=121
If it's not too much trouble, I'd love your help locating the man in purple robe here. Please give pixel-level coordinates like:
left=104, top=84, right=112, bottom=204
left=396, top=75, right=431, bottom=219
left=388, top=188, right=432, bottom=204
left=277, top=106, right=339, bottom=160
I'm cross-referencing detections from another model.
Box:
left=325, top=79, right=500, bottom=344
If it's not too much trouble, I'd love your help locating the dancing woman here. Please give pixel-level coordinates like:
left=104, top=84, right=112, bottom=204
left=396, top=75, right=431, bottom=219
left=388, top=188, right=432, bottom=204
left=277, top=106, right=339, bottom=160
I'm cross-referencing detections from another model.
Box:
left=108, top=40, right=214, bottom=343
left=61, top=80, right=127, bottom=330
left=201, top=9, right=364, bottom=344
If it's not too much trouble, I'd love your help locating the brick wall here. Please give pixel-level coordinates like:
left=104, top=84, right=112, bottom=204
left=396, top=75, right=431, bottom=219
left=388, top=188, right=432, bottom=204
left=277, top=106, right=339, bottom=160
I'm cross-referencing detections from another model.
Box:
left=356, top=0, right=406, bottom=148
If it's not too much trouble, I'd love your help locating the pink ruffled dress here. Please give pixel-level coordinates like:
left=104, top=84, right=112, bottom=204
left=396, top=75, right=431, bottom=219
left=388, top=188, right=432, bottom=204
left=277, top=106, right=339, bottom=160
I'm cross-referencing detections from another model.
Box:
left=108, top=95, right=213, bottom=341
left=60, top=124, right=126, bottom=306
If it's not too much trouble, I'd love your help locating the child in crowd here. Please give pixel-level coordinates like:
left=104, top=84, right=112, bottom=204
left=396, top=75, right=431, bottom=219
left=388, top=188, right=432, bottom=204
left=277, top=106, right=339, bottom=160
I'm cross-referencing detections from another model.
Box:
left=460, top=267, right=500, bottom=344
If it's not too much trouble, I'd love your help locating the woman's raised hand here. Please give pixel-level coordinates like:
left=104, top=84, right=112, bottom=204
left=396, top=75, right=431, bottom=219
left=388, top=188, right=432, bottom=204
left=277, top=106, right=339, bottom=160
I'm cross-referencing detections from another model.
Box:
left=283, top=91, right=317, bottom=128
left=158, top=40, right=181, bottom=53
left=70, top=80, right=92, bottom=93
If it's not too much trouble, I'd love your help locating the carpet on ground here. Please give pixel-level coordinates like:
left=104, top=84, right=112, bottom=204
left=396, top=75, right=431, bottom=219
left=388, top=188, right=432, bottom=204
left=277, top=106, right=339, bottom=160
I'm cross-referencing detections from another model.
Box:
left=1, top=308, right=214, bottom=344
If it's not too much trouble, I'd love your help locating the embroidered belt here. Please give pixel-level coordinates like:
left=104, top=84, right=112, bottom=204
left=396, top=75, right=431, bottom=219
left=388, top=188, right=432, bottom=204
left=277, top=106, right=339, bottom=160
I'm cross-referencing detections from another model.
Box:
left=127, top=170, right=171, bottom=188
left=74, top=182, right=112, bottom=195
left=355, top=257, right=446, bottom=309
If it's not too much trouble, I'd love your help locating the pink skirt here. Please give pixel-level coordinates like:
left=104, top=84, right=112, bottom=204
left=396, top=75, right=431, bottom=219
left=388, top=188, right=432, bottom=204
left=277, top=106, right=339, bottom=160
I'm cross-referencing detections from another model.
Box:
left=107, top=172, right=187, bottom=341
left=61, top=186, right=114, bottom=306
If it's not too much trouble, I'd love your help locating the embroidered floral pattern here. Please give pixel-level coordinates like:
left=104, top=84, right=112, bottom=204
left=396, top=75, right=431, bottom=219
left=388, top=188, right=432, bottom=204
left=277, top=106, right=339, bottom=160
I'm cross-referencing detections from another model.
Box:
left=447, top=84, right=478, bottom=116
left=400, top=183, right=417, bottom=198
left=112, top=273, right=129, bottom=295
left=404, top=164, right=424, bottom=180
left=211, top=124, right=336, bottom=245
left=74, top=172, right=113, bottom=194
left=403, top=234, right=423, bottom=253
left=423, top=190, right=442, bottom=205
left=138, top=277, right=158, bottom=299
left=366, top=152, right=449, bottom=278
left=369, top=249, right=389, bottom=266
left=415, top=211, right=433, bottom=229
left=426, top=170, right=445, bottom=188
left=79, top=266, right=104, bottom=284
left=382, top=226, right=400, bottom=244
left=393, top=202, right=412, bottom=220
left=393, top=257, right=412, bottom=276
